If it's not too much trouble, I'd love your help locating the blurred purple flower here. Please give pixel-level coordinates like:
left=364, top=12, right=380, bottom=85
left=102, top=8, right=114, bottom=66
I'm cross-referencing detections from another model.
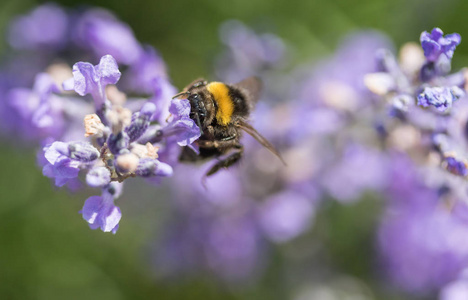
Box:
left=440, top=272, right=468, bottom=300
left=321, top=145, right=389, bottom=202
left=8, top=4, right=68, bottom=50
left=258, top=190, right=316, bottom=243
left=378, top=156, right=468, bottom=294
left=8, top=73, right=65, bottom=139
left=73, top=8, right=142, bottom=65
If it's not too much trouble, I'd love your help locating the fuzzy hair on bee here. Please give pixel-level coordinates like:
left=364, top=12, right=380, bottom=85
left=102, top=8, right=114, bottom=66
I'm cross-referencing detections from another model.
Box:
left=172, top=76, right=284, bottom=177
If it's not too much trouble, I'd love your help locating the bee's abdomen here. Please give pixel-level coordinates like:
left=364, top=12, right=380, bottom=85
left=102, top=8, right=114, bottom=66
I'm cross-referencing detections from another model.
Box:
left=228, top=86, right=250, bottom=117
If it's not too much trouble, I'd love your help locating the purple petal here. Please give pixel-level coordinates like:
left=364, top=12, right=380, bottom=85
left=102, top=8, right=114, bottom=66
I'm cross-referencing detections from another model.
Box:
left=169, top=99, right=191, bottom=119
left=72, top=62, right=98, bottom=96
left=81, top=194, right=121, bottom=233
left=97, top=54, right=121, bottom=86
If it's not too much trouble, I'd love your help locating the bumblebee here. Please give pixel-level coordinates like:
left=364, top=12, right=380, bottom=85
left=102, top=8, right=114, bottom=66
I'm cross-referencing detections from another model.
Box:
left=172, top=77, right=284, bottom=176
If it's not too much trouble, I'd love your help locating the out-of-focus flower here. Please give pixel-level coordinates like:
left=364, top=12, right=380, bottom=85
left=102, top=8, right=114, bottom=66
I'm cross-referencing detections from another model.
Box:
left=73, top=8, right=143, bottom=65
left=258, top=190, right=316, bottom=242
left=440, top=272, right=468, bottom=300
left=8, top=4, right=68, bottom=50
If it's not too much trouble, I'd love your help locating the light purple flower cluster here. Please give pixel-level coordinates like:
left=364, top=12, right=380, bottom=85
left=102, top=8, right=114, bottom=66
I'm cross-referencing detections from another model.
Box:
left=0, top=4, right=200, bottom=233
left=359, top=28, right=468, bottom=296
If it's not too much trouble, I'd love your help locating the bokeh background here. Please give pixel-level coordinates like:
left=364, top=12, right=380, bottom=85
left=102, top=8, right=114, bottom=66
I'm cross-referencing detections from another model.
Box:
left=1, top=0, right=468, bottom=299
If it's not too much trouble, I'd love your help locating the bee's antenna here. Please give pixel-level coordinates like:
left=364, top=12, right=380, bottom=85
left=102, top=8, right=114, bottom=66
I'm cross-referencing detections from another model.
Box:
left=172, top=91, right=191, bottom=99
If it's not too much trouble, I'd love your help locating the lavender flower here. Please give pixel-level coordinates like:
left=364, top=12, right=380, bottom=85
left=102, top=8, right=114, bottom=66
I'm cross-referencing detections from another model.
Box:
left=158, top=99, right=201, bottom=146
left=42, top=142, right=85, bottom=187
left=417, top=86, right=465, bottom=112
left=63, top=55, right=121, bottom=109
left=421, top=28, right=461, bottom=62
left=80, top=182, right=123, bottom=234
left=33, top=54, right=195, bottom=233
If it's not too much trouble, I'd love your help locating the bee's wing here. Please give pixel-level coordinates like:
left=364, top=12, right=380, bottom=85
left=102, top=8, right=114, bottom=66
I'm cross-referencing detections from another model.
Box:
left=236, top=120, right=285, bottom=165
left=234, top=77, right=263, bottom=106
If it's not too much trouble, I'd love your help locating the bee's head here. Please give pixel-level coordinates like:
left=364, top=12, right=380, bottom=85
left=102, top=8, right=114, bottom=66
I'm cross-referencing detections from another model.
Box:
left=188, top=93, right=205, bottom=126
left=187, top=92, right=216, bottom=132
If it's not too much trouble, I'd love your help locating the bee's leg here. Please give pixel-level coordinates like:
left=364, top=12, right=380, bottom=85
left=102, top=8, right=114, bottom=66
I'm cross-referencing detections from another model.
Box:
left=197, top=137, right=238, bottom=148
left=205, top=145, right=243, bottom=177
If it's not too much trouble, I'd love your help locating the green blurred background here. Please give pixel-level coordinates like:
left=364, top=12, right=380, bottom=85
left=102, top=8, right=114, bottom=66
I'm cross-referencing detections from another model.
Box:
left=0, top=0, right=467, bottom=299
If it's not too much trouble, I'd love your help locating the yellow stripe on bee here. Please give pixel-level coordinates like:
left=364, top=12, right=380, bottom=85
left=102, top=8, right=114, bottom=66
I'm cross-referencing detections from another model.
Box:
left=206, top=82, right=234, bottom=126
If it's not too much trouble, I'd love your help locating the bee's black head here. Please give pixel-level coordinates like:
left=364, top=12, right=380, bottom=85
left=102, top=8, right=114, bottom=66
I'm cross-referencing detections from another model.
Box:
left=188, top=93, right=207, bottom=132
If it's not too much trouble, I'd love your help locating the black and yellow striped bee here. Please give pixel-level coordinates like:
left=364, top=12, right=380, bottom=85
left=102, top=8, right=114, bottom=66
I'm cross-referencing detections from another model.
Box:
left=172, top=77, right=284, bottom=176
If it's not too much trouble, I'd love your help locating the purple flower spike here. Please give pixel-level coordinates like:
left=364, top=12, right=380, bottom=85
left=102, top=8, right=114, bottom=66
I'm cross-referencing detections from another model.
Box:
left=420, top=28, right=461, bottom=62
left=160, top=99, right=201, bottom=146
left=86, top=166, right=111, bottom=187
left=125, top=102, right=156, bottom=142
left=64, top=55, right=121, bottom=108
left=81, top=186, right=121, bottom=234
left=136, top=158, right=173, bottom=177
left=417, top=86, right=465, bottom=112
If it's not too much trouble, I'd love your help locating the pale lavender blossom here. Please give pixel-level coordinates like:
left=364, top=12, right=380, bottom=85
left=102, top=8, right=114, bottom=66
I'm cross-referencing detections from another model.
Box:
left=80, top=182, right=123, bottom=234
left=158, top=99, right=201, bottom=146
left=63, top=55, right=121, bottom=109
